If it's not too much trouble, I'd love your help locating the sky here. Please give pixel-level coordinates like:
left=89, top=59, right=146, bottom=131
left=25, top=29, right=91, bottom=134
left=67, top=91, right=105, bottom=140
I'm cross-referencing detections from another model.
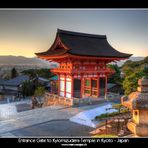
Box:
left=0, top=9, right=148, bottom=57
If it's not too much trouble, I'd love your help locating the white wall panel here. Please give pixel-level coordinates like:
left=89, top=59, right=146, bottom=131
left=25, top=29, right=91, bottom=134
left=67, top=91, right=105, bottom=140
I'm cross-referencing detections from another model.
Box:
left=60, top=80, right=65, bottom=91
left=66, top=93, right=71, bottom=98
left=66, top=81, right=71, bottom=93
left=66, top=78, right=71, bottom=81
left=60, top=91, right=64, bottom=97
left=60, top=77, right=65, bottom=80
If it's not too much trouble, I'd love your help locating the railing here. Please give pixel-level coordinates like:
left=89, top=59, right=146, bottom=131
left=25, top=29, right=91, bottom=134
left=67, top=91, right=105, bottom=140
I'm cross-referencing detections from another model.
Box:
left=51, top=68, right=71, bottom=73
left=51, top=67, right=115, bottom=74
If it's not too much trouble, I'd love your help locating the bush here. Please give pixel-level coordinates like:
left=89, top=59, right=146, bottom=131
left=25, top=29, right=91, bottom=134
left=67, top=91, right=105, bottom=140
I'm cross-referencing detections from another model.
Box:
left=95, top=108, right=129, bottom=120
left=22, top=81, right=35, bottom=97
left=34, top=86, right=45, bottom=97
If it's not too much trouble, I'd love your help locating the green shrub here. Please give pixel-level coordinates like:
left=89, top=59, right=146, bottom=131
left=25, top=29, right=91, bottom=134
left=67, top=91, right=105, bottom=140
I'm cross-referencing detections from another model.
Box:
left=95, top=108, right=129, bottom=120
left=34, top=86, right=45, bottom=97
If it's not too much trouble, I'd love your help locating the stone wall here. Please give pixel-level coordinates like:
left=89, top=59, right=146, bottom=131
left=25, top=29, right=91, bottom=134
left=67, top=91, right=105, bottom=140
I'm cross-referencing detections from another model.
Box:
left=42, top=92, right=99, bottom=107
left=43, top=92, right=73, bottom=107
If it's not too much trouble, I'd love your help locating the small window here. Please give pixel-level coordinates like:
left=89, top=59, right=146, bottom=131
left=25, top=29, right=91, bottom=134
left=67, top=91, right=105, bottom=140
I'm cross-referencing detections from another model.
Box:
left=92, top=80, right=97, bottom=88
left=85, top=79, right=90, bottom=87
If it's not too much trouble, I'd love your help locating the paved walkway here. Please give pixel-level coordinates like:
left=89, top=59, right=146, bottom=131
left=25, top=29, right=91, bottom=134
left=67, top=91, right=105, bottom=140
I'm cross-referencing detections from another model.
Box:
left=0, top=103, right=107, bottom=137
left=10, top=120, right=93, bottom=137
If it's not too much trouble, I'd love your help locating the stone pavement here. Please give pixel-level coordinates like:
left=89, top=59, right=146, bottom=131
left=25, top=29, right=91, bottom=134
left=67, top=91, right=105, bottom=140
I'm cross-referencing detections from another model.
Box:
left=0, top=103, right=107, bottom=137
left=10, top=120, right=93, bottom=137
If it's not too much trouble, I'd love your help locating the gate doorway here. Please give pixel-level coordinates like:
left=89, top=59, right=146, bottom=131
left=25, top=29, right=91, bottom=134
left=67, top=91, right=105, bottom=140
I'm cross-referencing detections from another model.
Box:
left=73, top=79, right=81, bottom=98
left=100, top=77, right=106, bottom=96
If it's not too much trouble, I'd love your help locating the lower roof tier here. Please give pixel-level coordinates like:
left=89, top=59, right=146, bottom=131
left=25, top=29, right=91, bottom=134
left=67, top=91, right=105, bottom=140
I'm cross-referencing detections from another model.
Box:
left=38, top=53, right=128, bottom=64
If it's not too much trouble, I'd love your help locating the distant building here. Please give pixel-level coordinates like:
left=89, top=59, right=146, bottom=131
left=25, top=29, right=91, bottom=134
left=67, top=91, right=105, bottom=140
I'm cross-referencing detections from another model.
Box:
left=36, top=76, right=58, bottom=93
left=0, top=75, right=29, bottom=99
left=36, top=76, right=50, bottom=91
left=107, top=83, right=124, bottom=94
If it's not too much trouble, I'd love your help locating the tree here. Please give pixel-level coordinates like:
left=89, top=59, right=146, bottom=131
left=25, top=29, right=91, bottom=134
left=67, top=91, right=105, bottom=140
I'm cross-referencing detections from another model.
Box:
left=22, top=81, right=35, bottom=97
left=143, top=66, right=148, bottom=78
left=121, top=57, right=148, bottom=95
left=122, top=56, right=148, bottom=76
left=107, top=64, right=122, bottom=84
left=34, top=86, right=45, bottom=97
left=21, top=68, right=54, bottom=79
left=11, top=67, right=18, bottom=78
left=122, top=70, right=145, bottom=95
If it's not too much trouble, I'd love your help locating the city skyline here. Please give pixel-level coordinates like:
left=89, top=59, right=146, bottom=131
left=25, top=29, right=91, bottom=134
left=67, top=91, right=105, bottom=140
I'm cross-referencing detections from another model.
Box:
left=0, top=9, right=148, bottom=57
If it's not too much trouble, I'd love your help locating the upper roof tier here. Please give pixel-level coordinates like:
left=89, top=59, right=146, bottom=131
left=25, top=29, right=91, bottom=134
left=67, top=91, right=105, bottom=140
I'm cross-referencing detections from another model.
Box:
left=35, top=29, right=132, bottom=58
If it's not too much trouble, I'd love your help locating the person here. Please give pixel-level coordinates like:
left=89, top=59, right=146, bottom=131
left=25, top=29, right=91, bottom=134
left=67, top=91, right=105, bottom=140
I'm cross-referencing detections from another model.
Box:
left=31, top=96, right=38, bottom=109
left=12, top=95, right=15, bottom=102
left=7, top=97, right=10, bottom=103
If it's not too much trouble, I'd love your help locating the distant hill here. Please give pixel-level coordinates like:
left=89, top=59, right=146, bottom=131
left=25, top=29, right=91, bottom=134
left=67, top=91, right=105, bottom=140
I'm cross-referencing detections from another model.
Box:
left=0, top=56, right=44, bottom=64
left=0, top=56, right=57, bottom=67
left=122, top=56, right=148, bottom=71
left=0, top=55, right=145, bottom=67
left=116, top=56, right=145, bottom=67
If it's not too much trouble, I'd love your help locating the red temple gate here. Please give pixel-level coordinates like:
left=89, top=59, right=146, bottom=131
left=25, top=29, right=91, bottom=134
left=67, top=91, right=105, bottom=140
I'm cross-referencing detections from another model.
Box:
left=36, top=29, right=132, bottom=99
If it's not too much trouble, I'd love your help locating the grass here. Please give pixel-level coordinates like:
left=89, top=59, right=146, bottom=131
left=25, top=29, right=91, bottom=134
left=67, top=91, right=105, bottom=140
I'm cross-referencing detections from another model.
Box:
left=93, top=134, right=118, bottom=138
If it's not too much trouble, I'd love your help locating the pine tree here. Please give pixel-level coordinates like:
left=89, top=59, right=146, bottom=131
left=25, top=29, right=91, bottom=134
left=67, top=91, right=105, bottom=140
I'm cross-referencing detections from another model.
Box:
left=11, top=67, right=18, bottom=78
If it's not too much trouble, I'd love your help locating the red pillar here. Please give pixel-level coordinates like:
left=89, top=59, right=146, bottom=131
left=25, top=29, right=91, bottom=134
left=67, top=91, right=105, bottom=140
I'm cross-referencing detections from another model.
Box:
left=97, top=75, right=100, bottom=97
left=71, top=75, right=74, bottom=98
left=90, top=78, right=92, bottom=96
left=105, top=75, right=108, bottom=98
left=64, top=74, right=66, bottom=97
left=58, top=74, right=60, bottom=96
left=80, top=76, right=83, bottom=98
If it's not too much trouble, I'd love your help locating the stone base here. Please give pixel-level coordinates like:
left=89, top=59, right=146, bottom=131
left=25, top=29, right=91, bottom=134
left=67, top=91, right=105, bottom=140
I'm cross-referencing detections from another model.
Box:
left=127, top=121, right=148, bottom=136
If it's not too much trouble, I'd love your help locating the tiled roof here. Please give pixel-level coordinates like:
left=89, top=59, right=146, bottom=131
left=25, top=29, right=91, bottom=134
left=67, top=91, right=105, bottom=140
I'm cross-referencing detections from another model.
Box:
left=36, top=29, right=132, bottom=58
left=2, top=75, right=29, bottom=86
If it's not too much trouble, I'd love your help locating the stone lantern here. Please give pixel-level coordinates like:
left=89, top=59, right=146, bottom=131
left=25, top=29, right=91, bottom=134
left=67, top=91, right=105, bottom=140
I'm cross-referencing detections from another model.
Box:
left=121, top=77, right=148, bottom=136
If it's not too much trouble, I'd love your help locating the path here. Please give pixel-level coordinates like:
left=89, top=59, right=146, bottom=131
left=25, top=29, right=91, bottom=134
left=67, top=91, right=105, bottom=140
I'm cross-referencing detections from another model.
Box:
left=0, top=103, right=107, bottom=137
